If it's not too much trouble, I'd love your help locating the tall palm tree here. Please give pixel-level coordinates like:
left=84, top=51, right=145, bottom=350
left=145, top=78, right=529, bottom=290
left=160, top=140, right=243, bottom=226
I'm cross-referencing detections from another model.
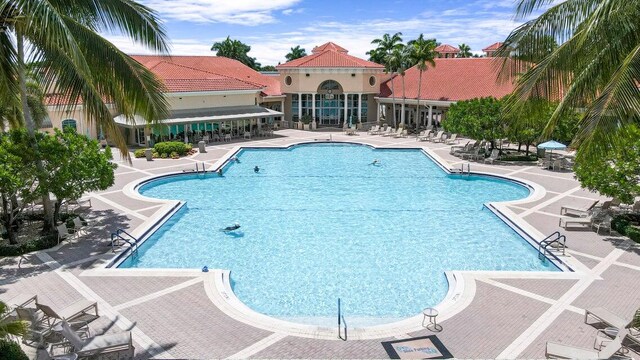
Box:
left=458, top=43, right=472, bottom=58
left=387, top=47, right=411, bottom=127
left=211, top=36, right=260, bottom=70
left=285, top=45, right=307, bottom=62
left=365, top=48, right=386, bottom=65
left=1, top=0, right=170, bottom=231
left=501, top=0, right=640, bottom=161
left=408, top=34, right=437, bottom=129
left=372, top=33, right=404, bottom=126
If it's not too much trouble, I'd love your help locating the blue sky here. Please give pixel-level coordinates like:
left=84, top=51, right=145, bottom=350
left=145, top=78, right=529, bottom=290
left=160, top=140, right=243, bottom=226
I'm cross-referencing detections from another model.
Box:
left=108, top=0, right=545, bottom=66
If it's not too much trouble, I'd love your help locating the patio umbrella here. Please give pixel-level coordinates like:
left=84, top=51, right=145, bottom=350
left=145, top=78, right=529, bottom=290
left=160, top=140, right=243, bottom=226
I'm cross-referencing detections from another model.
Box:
left=537, top=140, right=567, bottom=158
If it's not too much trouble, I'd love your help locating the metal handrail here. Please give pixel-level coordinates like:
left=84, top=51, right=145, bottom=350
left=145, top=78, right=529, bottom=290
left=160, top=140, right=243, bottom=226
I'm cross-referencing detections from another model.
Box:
left=338, top=298, right=347, bottom=341
left=112, top=228, right=139, bottom=256
left=538, top=232, right=567, bottom=259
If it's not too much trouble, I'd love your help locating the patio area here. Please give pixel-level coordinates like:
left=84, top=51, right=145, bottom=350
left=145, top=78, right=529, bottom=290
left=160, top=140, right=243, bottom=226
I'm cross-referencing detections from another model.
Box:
left=1, top=129, right=639, bottom=359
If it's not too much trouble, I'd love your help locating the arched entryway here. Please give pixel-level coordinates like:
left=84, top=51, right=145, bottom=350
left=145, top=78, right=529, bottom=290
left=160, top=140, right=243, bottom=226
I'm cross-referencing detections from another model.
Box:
left=316, top=80, right=344, bottom=126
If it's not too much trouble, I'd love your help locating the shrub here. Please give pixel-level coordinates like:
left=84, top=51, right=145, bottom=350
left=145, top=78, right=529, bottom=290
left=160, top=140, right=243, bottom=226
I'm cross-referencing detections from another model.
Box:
left=170, top=151, right=179, bottom=159
left=152, top=151, right=159, bottom=158
left=103, top=145, right=113, bottom=160
left=154, top=141, right=189, bottom=156
left=160, top=153, right=168, bottom=158
left=0, top=339, right=29, bottom=360
left=134, top=149, right=146, bottom=158
left=611, top=214, right=640, bottom=244
left=0, top=234, right=58, bottom=257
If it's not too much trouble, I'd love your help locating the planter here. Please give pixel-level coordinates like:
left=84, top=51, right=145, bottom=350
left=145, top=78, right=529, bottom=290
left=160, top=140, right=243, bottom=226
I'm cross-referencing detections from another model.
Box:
left=311, top=120, right=317, bottom=130
left=144, top=149, right=153, bottom=161
left=303, top=123, right=311, bottom=130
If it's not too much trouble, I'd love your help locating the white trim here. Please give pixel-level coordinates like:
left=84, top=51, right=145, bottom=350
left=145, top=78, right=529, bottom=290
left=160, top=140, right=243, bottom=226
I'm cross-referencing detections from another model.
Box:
left=166, top=89, right=262, bottom=97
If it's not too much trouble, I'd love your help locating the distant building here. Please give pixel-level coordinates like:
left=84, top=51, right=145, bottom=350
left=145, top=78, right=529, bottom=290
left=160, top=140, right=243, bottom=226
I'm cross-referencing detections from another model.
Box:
left=42, top=41, right=514, bottom=144
left=482, top=42, right=503, bottom=57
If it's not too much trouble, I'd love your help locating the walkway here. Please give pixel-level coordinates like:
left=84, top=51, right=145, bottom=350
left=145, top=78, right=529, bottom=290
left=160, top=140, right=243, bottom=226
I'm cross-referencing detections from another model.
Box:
left=1, top=129, right=639, bottom=359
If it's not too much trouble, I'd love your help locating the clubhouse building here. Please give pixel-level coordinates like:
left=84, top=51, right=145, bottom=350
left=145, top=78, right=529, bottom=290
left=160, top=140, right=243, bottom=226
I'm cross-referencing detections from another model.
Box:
left=42, top=42, right=515, bottom=145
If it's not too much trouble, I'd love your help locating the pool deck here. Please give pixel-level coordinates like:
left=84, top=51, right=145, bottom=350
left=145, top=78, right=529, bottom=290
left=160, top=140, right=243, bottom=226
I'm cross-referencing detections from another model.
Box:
left=2, top=129, right=639, bottom=359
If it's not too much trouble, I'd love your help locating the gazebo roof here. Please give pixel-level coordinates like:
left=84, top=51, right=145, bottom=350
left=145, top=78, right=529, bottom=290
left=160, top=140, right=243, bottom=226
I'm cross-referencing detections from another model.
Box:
left=434, top=44, right=460, bottom=54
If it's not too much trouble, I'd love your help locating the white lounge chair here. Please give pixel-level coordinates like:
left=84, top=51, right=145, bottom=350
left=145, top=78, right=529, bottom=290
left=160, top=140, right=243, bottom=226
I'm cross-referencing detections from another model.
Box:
left=558, top=216, right=593, bottom=229
left=592, top=214, right=612, bottom=234
left=384, top=128, right=401, bottom=137
left=57, top=224, right=70, bottom=244
left=429, top=131, right=444, bottom=142
left=15, top=307, right=55, bottom=348
left=243, top=132, right=251, bottom=139
left=418, top=131, right=433, bottom=141
left=560, top=200, right=599, bottom=217
left=484, top=149, right=500, bottom=164
left=445, top=134, right=458, bottom=144
left=545, top=333, right=626, bottom=359
left=68, top=198, right=91, bottom=213
left=393, top=129, right=407, bottom=138
left=49, top=320, right=134, bottom=359
left=367, top=125, right=379, bottom=134
left=37, top=299, right=99, bottom=323
left=70, top=217, right=86, bottom=238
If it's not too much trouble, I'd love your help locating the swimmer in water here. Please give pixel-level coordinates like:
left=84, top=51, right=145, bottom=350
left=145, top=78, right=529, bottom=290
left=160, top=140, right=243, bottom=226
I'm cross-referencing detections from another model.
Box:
left=222, top=223, right=241, bottom=232
left=254, top=165, right=260, bottom=173
left=232, top=156, right=240, bottom=163
left=370, top=159, right=380, bottom=166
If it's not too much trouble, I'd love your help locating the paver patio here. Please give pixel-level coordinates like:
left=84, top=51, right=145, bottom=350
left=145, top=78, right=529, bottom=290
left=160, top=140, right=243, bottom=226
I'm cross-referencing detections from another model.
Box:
left=1, top=129, right=639, bottom=359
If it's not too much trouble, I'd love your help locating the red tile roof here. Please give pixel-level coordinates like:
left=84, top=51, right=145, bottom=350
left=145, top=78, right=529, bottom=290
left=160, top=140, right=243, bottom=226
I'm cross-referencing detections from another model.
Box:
left=434, top=44, right=459, bottom=54
left=132, top=55, right=282, bottom=96
left=379, top=58, right=516, bottom=102
left=277, top=43, right=384, bottom=69
left=483, top=42, right=503, bottom=52
left=312, top=42, right=348, bottom=54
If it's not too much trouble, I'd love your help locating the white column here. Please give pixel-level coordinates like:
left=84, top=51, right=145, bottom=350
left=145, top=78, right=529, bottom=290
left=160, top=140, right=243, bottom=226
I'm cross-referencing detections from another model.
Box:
left=427, top=105, right=433, bottom=128
left=400, top=102, right=405, bottom=126
left=357, top=93, right=362, bottom=123
left=280, top=99, right=285, bottom=127
left=376, top=101, right=381, bottom=122
left=297, top=92, right=302, bottom=120
left=312, top=93, right=316, bottom=120
left=344, top=93, right=349, bottom=124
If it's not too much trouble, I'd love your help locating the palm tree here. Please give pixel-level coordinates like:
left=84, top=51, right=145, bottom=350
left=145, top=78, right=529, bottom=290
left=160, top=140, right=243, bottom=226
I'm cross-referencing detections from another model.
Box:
left=0, top=301, right=27, bottom=338
left=372, top=33, right=404, bottom=126
left=458, top=43, right=472, bottom=58
left=211, top=36, right=260, bottom=70
left=408, top=34, right=437, bottom=129
left=387, top=47, right=411, bottom=127
left=501, top=0, right=640, bottom=161
left=1, top=0, right=170, bottom=231
left=285, top=46, right=307, bottom=62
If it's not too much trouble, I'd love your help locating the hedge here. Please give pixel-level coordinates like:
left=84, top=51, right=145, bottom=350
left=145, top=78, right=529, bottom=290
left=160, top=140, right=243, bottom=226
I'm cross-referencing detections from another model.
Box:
left=153, top=142, right=191, bottom=156
left=612, top=214, right=640, bottom=243
left=0, top=214, right=83, bottom=257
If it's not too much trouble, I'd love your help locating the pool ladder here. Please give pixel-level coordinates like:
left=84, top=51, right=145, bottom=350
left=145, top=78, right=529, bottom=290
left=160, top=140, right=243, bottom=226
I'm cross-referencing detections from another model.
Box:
left=461, top=163, right=471, bottom=175
left=538, top=231, right=566, bottom=260
left=110, top=228, right=139, bottom=256
left=338, top=298, right=347, bottom=341
left=195, top=162, right=206, bottom=174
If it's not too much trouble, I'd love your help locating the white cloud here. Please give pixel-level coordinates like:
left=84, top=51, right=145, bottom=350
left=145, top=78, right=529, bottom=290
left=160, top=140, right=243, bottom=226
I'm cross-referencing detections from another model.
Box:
left=282, top=8, right=304, bottom=16
left=140, top=0, right=301, bottom=25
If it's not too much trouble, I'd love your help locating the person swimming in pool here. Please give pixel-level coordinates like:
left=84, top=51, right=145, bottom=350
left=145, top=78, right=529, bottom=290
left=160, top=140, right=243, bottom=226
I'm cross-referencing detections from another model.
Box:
left=369, top=159, right=380, bottom=166
left=254, top=165, right=260, bottom=173
left=231, top=156, right=240, bottom=163
left=222, top=223, right=241, bottom=232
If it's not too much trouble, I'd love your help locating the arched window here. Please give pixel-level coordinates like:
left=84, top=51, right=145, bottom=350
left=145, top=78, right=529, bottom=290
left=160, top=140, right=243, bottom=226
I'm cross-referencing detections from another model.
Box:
left=61, top=119, right=77, bottom=131
left=319, top=80, right=341, bottom=92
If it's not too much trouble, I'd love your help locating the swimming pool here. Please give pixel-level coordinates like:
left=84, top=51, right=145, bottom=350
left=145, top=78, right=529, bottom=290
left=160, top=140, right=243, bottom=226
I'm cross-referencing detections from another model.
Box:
left=119, top=143, right=557, bottom=326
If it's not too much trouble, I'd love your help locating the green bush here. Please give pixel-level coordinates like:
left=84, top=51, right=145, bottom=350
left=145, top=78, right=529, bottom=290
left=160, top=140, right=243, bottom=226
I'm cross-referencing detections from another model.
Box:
left=611, top=214, right=640, bottom=243
left=103, top=145, right=113, bottom=160
left=160, top=153, right=168, bottom=158
left=154, top=141, right=189, bottom=156
left=0, top=234, right=58, bottom=257
left=134, top=149, right=146, bottom=158
left=170, top=151, right=179, bottom=159
left=0, top=339, right=29, bottom=360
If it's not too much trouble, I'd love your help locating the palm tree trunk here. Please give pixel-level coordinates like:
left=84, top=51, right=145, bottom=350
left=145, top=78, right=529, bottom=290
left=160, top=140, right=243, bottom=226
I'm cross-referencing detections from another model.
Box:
left=391, top=73, right=397, bottom=128
left=17, top=33, right=55, bottom=233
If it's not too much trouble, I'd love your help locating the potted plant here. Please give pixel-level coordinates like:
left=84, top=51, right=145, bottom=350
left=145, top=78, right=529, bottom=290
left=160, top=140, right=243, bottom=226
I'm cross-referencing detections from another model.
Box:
left=301, top=114, right=312, bottom=130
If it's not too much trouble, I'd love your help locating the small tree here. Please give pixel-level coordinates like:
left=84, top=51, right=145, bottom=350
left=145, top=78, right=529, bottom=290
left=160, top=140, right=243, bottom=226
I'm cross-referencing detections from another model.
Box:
left=39, top=129, right=116, bottom=224
left=442, top=97, right=504, bottom=149
left=0, top=130, right=40, bottom=244
left=574, top=126, right=640, bottom=204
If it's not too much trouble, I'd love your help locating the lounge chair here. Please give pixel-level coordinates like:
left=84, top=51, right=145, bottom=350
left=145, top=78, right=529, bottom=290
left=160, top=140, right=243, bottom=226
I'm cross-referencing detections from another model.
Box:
left=450, top=141, right=473, bottom=155
left=49, top=320, right=134, bottom=359
left=7, top=293, right=38, bottom=309
left=15, top=307, right=55, bottom=348
left=393, top=129, right=407, bottom=138
left=545, top=334, right=626, bottom=359
left=592, top=214, right=612, bottom=234
left=560, top=200, right=599, bottom=217
left=585, top=307, right=635, bottom=330
left=37, top=299, right=99, bottom=324
left=243, top=132, right=251, bottom=139
left=57, top=224, right=70, bottom=244
left=484, top=149, right=500, bottom=164
left=382, top=128, right=398, bottom=137
left=429, top=131, right=444, bottom=142
left=418, top=131, right=433, bottom=141
left=368, top=125, right=379, bottom=134
left=68, top=198, right=91, bottom=213
left=445, top=134, right=458, bottom=144
left=70, top=217, right=87, bottom=238
left=558, top=216, right=593, bottom=229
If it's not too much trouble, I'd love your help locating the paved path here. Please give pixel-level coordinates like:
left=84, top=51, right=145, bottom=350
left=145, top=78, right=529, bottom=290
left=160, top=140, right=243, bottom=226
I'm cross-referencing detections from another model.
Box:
left=1, top=129, right=639, bottom=359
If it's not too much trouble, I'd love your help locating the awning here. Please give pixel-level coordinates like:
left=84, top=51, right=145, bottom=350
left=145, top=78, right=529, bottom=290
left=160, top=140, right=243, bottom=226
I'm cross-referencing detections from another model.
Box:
left=113, top=105, right=284, bottom=128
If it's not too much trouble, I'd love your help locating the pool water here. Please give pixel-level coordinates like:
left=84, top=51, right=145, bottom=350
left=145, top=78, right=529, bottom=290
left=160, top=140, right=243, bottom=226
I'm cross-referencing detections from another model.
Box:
left=120, top=144, right=557, bottom=326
